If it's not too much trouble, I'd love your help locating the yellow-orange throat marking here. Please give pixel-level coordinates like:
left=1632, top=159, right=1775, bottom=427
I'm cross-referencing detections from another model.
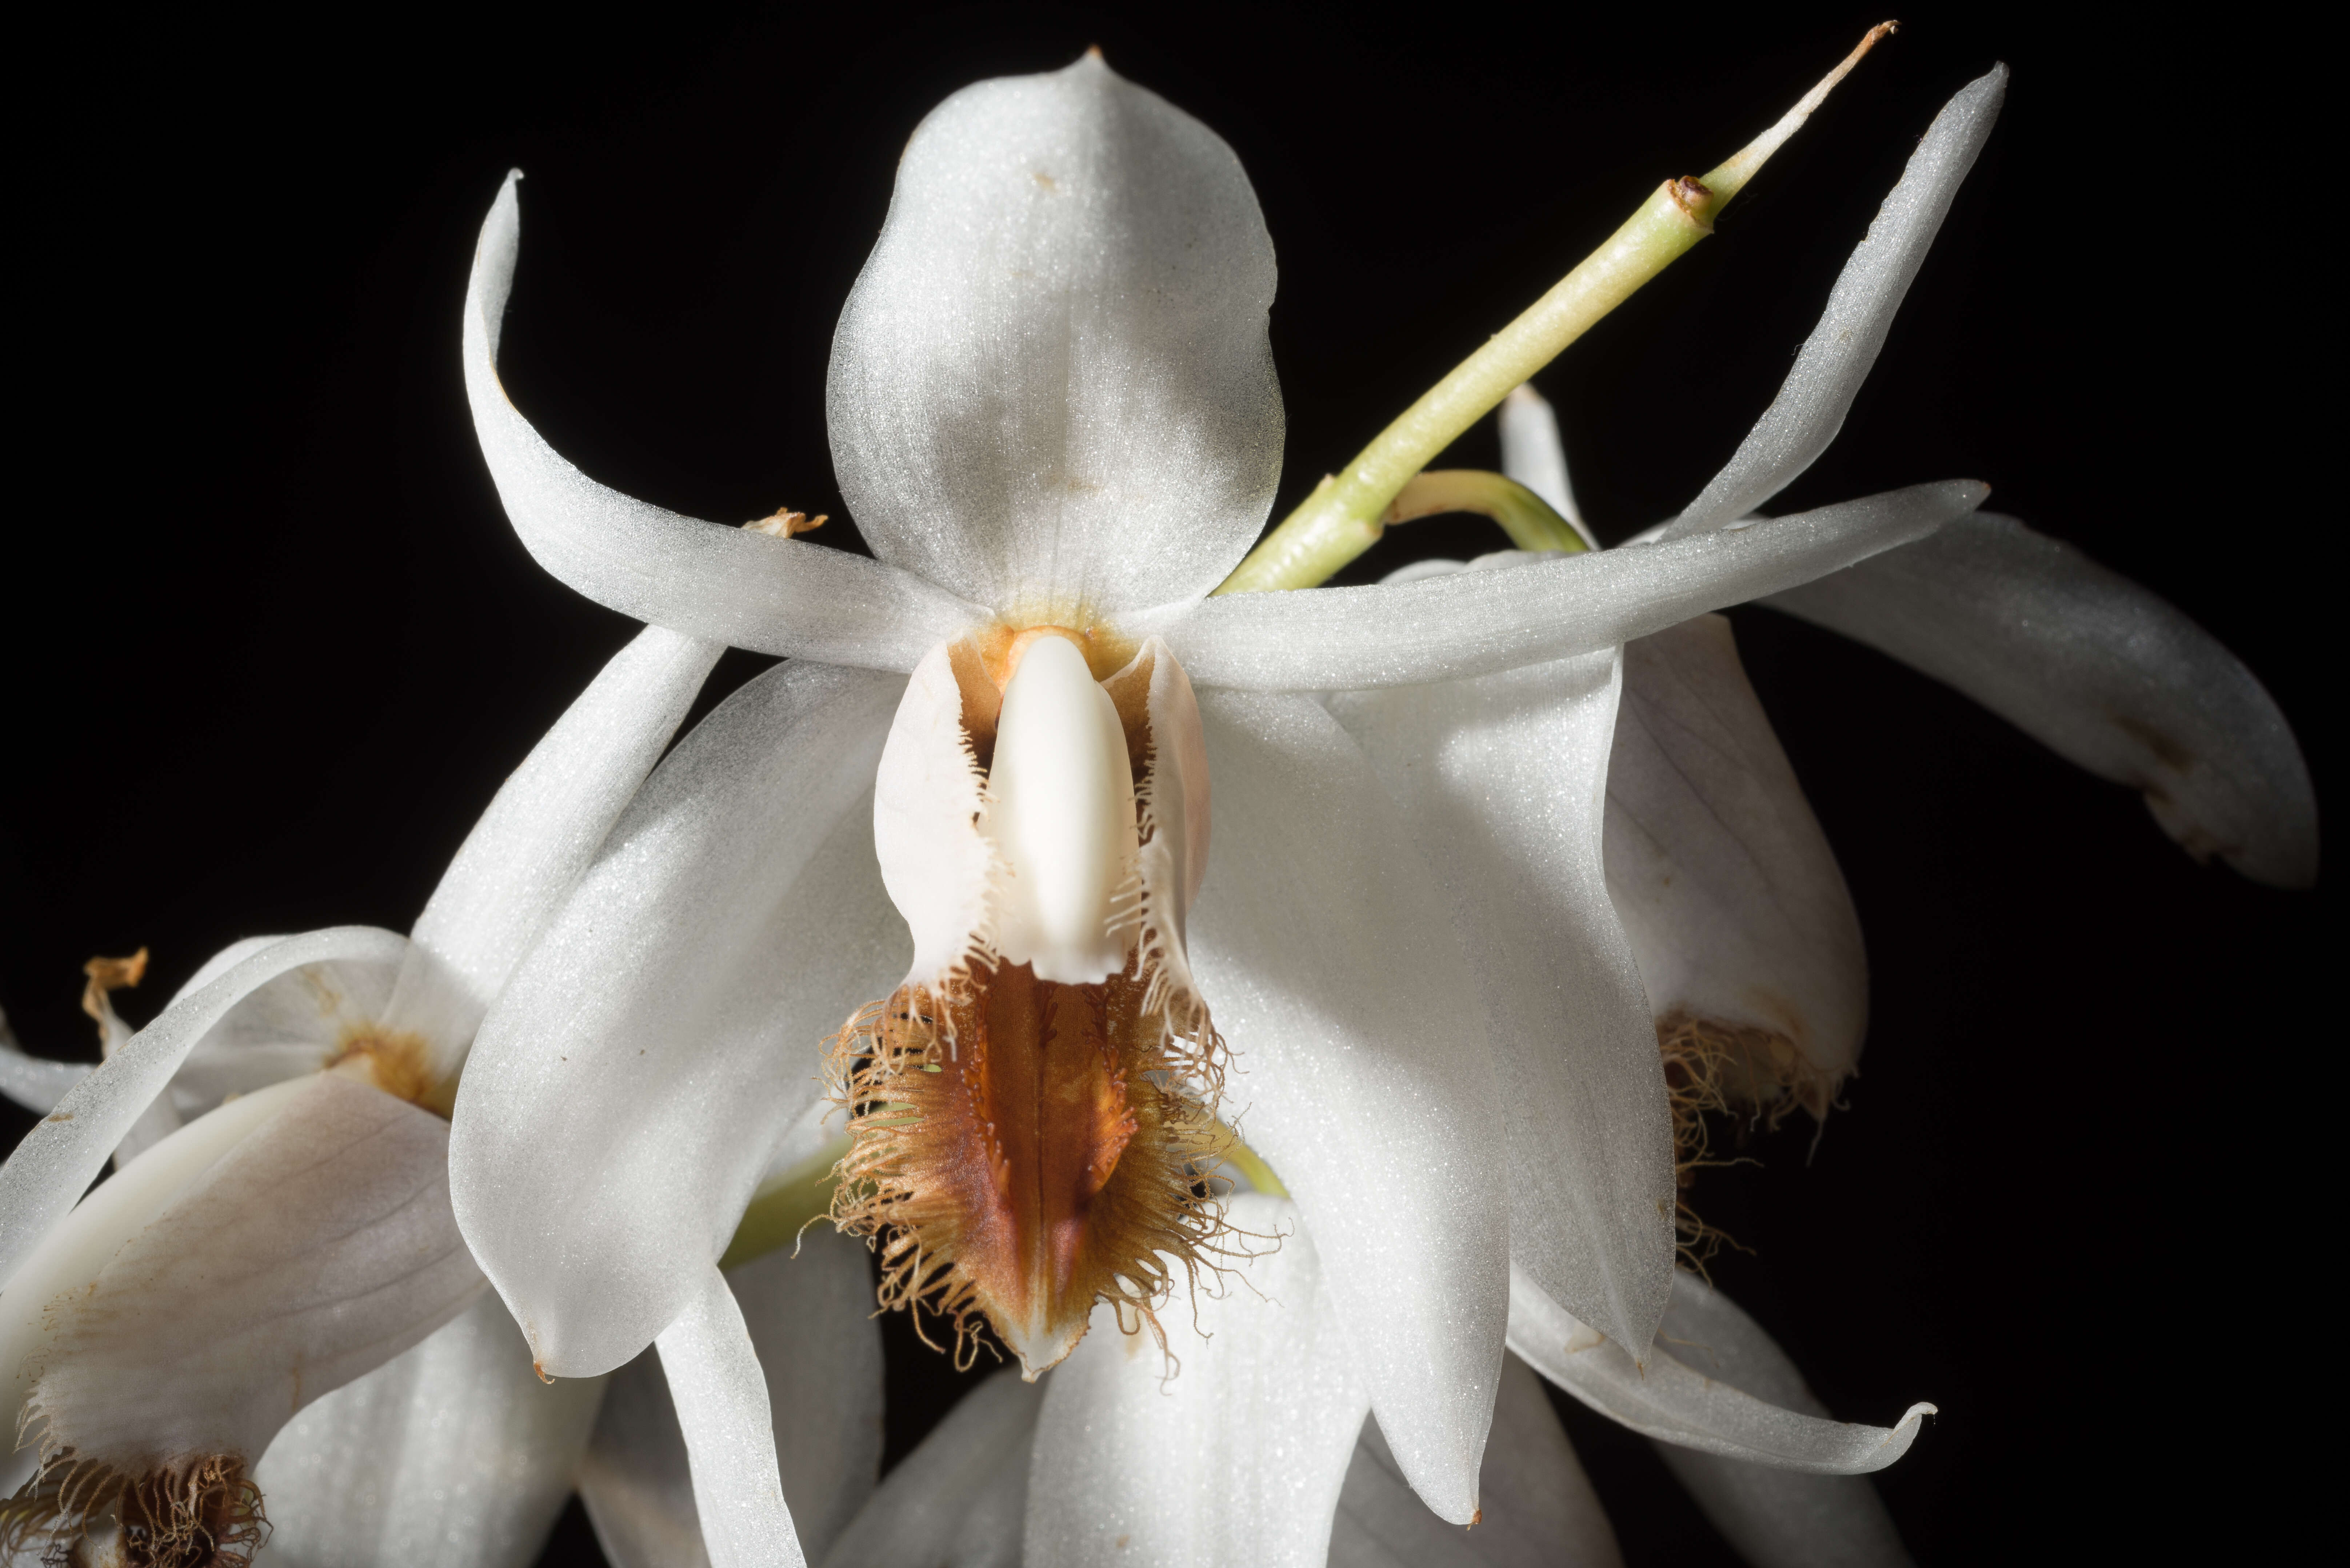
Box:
left=829, top=956, right=1228, bottom=1377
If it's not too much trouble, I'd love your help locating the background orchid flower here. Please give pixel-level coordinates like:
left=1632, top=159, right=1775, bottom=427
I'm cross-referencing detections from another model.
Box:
left=442, top=43, right=2006, bottom=1566
left=0, top=623, right=720, bottom=1565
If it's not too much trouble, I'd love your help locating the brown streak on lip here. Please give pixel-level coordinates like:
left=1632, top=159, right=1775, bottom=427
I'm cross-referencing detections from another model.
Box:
left=830, top=955, right=1228, bottom=1376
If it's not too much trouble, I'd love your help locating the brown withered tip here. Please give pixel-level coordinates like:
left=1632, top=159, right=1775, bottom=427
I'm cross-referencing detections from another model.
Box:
left=1083, top=43, right=1105, bottom=61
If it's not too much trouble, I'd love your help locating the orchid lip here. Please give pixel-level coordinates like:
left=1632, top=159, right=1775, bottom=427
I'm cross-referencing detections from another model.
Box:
left=838, top=630, right=1226, bottom=1377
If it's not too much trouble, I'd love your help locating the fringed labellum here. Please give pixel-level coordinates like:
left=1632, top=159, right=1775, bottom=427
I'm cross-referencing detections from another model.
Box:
left=1, top=1055, right=480, bottom=1566
left=831, top=627, right=1229, bottom=1377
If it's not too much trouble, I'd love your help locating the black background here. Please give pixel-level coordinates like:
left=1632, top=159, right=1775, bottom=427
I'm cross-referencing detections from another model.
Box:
left=3, top=3, right=2330, bottom=1563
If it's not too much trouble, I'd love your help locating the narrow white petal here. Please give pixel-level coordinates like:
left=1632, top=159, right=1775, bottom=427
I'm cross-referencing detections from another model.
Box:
left=1610, top=616, right=1867, bottom=1083
left=1508, top=1266, right=1932, bottom=1475
left=580, top=1231, right=884, bottom=1568
left=0, top=1010, right=91, bottom=1114
left=1766, top=513, right=2319, bottom=887
left=827, top=52, right=1282, bottom=615
left=1188, top=694, right=1506, bottom=1524
left=6, top=1074, right=484, bottom=1468
left=254, top=1293, right=604, bottom=1568
left=1149, top=483, right=1985, bottom=691
left=819, top=1370, right=1041, bottom=1568
left=1027, top=1195, right=1368, bottom=1568
left=451, top=663, right=907, bottom=1378
left=1497, top=385, right=1593, bottom=544
left=656, top=1264, right=806, bottom=1568
left=463, top=173, right=983, bottom=667
left=1644, top=1267, right=1914, bottom=1567
left=410, top=623, right=724, bottom=1029
left=1330, top=650, right=1675, bottom=1360
left=1665, top=69, right=2007, bottom=539
left=1329, top=1354, right=1622, bottom=1568
left=0, top=925, right=411, bottom=1292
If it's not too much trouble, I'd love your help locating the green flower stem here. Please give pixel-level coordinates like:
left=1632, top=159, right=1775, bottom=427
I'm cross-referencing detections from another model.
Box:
left=1214, top=22, right=1895, bottom=597
left=1384, top=470, right=1589, bottom=556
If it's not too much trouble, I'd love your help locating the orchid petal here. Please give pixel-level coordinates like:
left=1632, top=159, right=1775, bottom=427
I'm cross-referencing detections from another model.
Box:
left=3, top=1073, right=484, bottom=1468
left=1329, top=650, right=1675, bottom=1360
left=1664, top=68, right=2006, bottom=540
left=655, top=1264, right=805, bottom=1568
left=1508, top=1266, right=1931, bottom=1474
left=161, top=949, right=401, bottom=1124
left=827, top=52, right=1282, bottom=616
left=1647, top=1270, right=1913, bottom=1568
left=819, top=1370, right=1041, bottom=1568
left=0, top=1010, right=90, bottom=1114
left=409, top=623, right=724, bottom=1031
left=579, top=1231, right=884, bottom=1568
left=1149, top=484, right=1985, bottom=691
left=1497, top=385, right=1593, bottom=545
left=1026, top=1195, right=1368, bottom=1568
left=1610, top=615, right=1867, bottom=1088
left=1187, top=693, right=1505, bottom=1524
left=1330, top=1355, right=1622, bottom=1568
left=463, top=173, right=982, bottom=668
left=0, top=925, right=410, bottom=1291
left=451, top=662, right=907, bottom=1378
left=253, top=1292, right=603, bottom=1568
left=1766, top=513, right=2319, bottom=886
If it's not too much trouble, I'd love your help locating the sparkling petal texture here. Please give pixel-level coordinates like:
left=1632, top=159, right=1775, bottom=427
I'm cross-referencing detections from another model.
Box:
left=1025, top=1195, right=1368, bottom=1568
left=1148, top=483, right=1986, bottom=691
left=0, top=1012, right=89, bottom=1114
left=1508, top=1266, right=1931, bottom=1474
left=654, top=1265, right=805, bottom=1568
left=1330, top=647, right=1675, bottom=1360
left=820, top=1368, right=1040, bottom=1568
left=579, top=1231, right=884, bottom=1568
left=1187, top=693, right=1504, bottom=1524
left=463, top=174, right=982, bottom=669
left=1608, top=615, right=1867, bottom=1081
left=1329, top=1354, right=1622, bottom=1568
left=1665, top=68, right=2007, bottom=539
left=826, top=53, right=1282, bottom=617
left=410, top=623, right=724, bottom=1028
left=6, top=1074, right=483, bottom=1468
left=0, top=925, right=411, bottom=1291
left=1766, top=513, right=2319, bottom=886
left=451, top=663, right=908, bottom=1377
left=252, top=1293, right=604, bottom=1568
left=1645, top=1271, right=1914, bottom=1568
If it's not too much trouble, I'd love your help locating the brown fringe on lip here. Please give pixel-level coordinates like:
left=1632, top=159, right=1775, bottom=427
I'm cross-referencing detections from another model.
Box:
left=0, top=1450, right=267, bottom=1567
left=1657, top=1011, right=1841, bottom=1275
left=825, top=952, right=1240, bottom=1377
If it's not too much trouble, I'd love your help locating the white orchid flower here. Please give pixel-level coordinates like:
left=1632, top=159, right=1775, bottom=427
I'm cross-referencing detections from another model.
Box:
left=0, top=622, right=721, bottom=1565
left=1427, top=377, right=2317, bottom=1181
left=445, top=37, right=2017, bottom=1566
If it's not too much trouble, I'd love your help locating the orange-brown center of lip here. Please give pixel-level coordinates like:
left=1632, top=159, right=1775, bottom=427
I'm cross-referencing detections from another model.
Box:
left=830, top=951, right=1228, bottom=1376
